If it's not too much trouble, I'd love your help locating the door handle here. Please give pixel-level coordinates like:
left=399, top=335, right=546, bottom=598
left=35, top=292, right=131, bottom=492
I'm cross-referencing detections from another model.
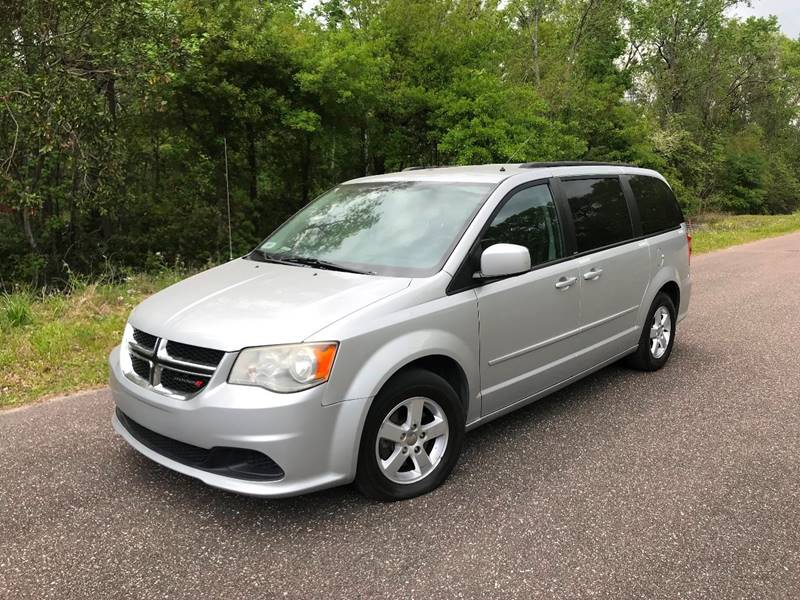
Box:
left=554, top=276, right=578, bottom=290
left=583, top=268, right=603, bottom=281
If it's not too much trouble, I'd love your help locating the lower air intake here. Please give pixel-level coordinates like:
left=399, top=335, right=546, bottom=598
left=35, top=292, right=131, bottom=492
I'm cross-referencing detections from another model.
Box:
left=116, top=409, right=284, bottom=481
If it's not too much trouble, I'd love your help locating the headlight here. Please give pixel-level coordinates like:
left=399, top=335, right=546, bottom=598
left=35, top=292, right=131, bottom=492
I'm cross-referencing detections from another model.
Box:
left=228, top=342, right=338, bottom=393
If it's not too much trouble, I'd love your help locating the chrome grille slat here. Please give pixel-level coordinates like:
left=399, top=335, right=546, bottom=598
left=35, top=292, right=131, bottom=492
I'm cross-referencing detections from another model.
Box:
left=131, top=328, right=157, bottom=351
left=165, top=340, right=224, bottom=367
left=157, top=343, right=216, bottom=374
left=128, top=340, right=155, bottom=357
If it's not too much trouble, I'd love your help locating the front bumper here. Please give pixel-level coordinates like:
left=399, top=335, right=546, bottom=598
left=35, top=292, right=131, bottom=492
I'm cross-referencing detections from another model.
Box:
left=109, top=346, right=368, bottom=497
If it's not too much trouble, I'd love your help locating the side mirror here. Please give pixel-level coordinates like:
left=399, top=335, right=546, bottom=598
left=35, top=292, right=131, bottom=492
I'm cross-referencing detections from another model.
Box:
left=478, top=243, right=531, bottom=278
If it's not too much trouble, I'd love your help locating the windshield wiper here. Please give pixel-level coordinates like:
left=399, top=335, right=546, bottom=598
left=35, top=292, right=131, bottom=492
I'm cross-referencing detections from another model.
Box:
left=279, top=255, right=374, bottom=275
left=248, top=249, right=295, bottom=266
left=249, top=250, right=373, bottom=275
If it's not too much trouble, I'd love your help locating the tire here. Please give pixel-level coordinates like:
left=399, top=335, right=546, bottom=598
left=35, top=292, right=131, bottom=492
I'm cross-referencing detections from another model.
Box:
left=625, top=292, right=677, bottom=371
left=355, top=368, right=465, bottom=501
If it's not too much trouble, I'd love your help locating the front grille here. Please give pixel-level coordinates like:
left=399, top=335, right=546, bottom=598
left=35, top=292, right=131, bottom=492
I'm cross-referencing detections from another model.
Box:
left=116, top=409, right=284, bottom=481
left=160, top=368, right=210, bottom=394
left=125, top=329, right=225, bottom=399
left=130, top=354, right=151, bottom=381
left=132, top=328, right=158, bottom=351
left=166, top=341, right=224, bottom=367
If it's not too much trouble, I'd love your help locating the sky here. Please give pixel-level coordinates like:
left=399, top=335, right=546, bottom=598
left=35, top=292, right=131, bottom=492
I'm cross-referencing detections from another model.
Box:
left=730, top=0, right=800, bottom=38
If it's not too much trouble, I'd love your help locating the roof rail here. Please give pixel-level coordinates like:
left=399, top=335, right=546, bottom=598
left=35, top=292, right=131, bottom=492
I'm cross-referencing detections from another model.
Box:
left=402, top=166, right=439, bottom=171
left=519, top=161, right=637, bottom=169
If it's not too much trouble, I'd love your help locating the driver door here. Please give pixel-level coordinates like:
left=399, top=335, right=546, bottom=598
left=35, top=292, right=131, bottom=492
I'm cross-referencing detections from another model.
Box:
left=476, top=182, right=581, bottom=417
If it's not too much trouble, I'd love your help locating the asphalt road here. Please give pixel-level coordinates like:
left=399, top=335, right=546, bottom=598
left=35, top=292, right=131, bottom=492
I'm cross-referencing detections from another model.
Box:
left=2, top=233, right=799, bottom=599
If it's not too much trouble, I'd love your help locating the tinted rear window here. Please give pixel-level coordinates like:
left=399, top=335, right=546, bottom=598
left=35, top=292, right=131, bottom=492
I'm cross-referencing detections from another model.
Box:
left=562, top=178, right=633, bottom=253
left=629, top=175, right=683, bottom=235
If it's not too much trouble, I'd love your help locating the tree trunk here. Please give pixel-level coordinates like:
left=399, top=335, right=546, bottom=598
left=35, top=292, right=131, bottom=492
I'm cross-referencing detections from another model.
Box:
left=301, top=133, right=311, bottom=203
left=330, top=131, right=336, bottom=176
left=246, top=124, right=257, bottom=203
left=153, top=133, right=160, bottom=203
left=569, top=0, right=596, bottom=64
left=106, top=78, right=117, bottom=122
left=532, top=10, right=540, bottom=86
left=362, top=126, right=370, bottom=176
left=22, top=208, right=38, bottom=251
left=69, top=165, right=79, bottom=247
left=23, top=153, right=45, bottom=253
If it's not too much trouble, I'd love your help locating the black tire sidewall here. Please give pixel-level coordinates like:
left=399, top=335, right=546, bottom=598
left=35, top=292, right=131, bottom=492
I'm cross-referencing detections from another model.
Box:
left=639, top=293, right=677, bottom=370
left=356, top=369, right=465, bottom=501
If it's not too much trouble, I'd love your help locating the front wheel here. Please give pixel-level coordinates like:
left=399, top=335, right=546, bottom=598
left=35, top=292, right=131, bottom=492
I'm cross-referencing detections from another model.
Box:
left=355, top=369, right=464, bottom=501
left=625, top=292, right=677, bottom=371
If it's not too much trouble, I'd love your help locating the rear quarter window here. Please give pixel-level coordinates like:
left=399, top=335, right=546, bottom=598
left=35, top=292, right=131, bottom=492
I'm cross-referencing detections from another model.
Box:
left=628, top=175, right=684, bottom=235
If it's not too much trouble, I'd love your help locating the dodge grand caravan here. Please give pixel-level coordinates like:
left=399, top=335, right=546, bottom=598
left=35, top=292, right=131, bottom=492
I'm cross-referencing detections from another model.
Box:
left=110, top=162, right=691, bottom=500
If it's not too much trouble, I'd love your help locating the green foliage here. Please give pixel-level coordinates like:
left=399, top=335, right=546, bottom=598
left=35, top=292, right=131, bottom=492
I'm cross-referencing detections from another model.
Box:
left=2, top=0, right=800, bottom=288
left=434, top=68, right=585, bottom=164
left=764, top=159, right=800, bottom=215
left=718, top=129, right=769, bottom=214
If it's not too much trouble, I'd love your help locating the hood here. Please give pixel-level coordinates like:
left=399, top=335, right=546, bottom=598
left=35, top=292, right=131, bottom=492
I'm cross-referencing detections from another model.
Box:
left=129, top=258, right=411, bottom=351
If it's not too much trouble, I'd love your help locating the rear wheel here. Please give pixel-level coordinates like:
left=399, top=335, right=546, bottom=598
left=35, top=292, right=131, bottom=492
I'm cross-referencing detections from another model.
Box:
left=625, top=292, right=677, bottom=371
left=355, top=369, right=464, bottom=501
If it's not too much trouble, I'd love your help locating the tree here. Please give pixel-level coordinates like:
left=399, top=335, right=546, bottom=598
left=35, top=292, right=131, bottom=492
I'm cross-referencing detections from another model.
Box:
left=2, top=0, right=800, bottom=287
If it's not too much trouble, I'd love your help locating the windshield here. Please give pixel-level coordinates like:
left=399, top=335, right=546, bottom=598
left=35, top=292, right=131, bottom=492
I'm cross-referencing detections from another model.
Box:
left=255, top=181, right=494, bottom=276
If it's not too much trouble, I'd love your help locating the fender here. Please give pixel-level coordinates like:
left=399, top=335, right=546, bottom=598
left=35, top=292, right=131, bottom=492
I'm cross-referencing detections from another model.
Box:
left=343, top=328, right=478, bottom=413
left=637, top=265, right=681, bottom=327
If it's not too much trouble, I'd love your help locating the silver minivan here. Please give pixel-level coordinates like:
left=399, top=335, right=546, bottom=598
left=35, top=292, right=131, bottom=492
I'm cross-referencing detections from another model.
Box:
left=110, top=162, right=691, bottom=500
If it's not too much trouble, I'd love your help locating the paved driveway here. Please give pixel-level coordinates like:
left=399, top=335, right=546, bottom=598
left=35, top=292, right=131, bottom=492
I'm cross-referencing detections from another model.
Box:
left=2, top=233, right=799, bottom=599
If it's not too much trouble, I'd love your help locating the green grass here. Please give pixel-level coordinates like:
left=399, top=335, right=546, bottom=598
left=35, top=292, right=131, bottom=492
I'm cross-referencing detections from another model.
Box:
left=2, top=294, right=34, bottom=328
left=2, top=212, right=800, bottom=409
left=0, top=271, right=186, bottom=409
left=691, top=212, right=800, bottom=254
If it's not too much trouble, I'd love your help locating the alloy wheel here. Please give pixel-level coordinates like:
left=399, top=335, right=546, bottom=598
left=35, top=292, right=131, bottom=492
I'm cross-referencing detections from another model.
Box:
left=374, top=396, right=449, bottom=484
left=649, top=306, right=672, bottom=359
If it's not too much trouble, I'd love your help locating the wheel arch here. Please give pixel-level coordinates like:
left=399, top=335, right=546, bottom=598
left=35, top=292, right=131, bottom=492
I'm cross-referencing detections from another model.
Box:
left=638, top=266, right=682, bottom=328
left=658, top=280, right=680, bottom=313
left=338, top=326, right=478, bottom=413
left=381, top=354, right=470, bottom=417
